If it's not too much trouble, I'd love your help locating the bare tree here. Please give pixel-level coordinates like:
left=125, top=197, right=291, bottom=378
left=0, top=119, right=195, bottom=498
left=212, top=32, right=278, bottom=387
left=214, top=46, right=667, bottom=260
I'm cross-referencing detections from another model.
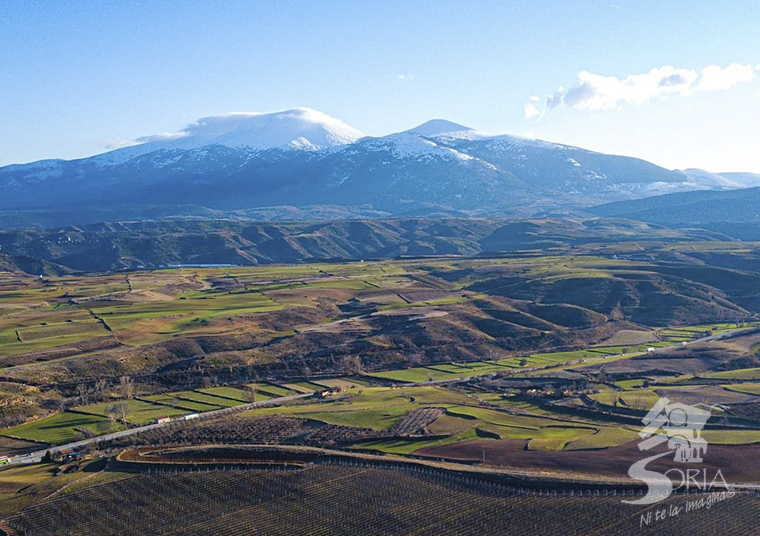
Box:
left=105, top=404, right=120, bottom=426
left=119, top=376, right=134, bottom=400
left=76, top=383, right=89, bottom=405
left=340, top=355, right=362, bottom=375
left=94, top=378, right=108, bottom=401
left=106, top=401, right=129, bottom=426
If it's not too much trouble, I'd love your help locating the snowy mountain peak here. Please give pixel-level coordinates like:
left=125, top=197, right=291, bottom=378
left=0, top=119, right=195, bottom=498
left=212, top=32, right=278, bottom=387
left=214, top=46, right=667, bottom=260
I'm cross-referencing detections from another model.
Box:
left=678, top=168, right=760, bottom=189
left=408, top=119, right=478, bottom=138
left=96, top=108, right=365, bottom=166
left=407, top=119, right=489, bottom=142
left=172, top=108, right=365, bottom=150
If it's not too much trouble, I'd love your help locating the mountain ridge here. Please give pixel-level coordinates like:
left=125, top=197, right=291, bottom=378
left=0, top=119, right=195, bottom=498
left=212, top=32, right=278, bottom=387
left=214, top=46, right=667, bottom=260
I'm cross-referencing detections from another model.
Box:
left=2, top=108, right=758, bottom=228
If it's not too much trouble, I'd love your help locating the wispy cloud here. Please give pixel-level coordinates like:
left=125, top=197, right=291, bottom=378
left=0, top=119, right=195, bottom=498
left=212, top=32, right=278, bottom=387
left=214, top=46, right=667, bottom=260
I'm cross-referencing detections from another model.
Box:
left=135, top=132, right=187, bottom=143
left=102, top=138, right=142, bottom=150
left=396, top=74, right=415, bottom=80
left=527, top=62, right=758, bottom=118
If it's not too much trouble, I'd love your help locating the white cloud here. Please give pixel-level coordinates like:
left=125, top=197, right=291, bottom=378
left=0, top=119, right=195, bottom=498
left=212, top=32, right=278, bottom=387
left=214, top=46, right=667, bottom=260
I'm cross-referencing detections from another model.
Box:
left=102, top=138, right=143, bottom=150
left=135, top=132, right=187, bottom=143
left=396, top=74, right=415, bottom=80
left=527, top=62, right=757, bottom=117
left=697, top=63, right=755, bottom=91
left=524, top=103, right=542, bottom=120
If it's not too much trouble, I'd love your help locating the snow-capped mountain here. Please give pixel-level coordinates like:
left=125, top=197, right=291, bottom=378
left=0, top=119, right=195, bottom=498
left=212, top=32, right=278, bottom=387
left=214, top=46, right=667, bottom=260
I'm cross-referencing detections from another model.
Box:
left=678, top=169, right=760, bottom=190
left=406, top=119, right=488, bottom=140
left=167, top=108, right=364, bottom=150
left=0, top=108, right=756, bottom=227
left=91, top=108, right=365, bottom=167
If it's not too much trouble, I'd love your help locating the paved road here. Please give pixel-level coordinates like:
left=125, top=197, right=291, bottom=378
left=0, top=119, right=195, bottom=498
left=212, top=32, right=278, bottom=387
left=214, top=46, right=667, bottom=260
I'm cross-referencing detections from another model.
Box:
left=6, top=392, right=312, bottom=466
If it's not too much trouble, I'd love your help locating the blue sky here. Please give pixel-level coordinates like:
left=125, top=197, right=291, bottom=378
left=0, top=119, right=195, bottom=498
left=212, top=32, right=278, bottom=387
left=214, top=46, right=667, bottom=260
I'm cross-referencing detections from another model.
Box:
left=2, top=0, right=759, bottom=172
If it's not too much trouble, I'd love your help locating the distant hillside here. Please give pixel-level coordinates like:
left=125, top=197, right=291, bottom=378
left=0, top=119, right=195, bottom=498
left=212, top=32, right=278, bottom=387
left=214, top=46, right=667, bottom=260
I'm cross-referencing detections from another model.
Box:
left=0, top=217, right=729, bottom=274
left=590, top=186, right=760, bottom=239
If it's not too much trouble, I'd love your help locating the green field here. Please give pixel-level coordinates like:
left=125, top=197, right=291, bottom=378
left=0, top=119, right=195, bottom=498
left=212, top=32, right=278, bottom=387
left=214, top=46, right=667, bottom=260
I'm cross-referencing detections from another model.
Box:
left=366, top=347, right=622, bottom=383
left=244, top=385, right=642, bottom=452
left=0, top=320, right=111, bottom=358
left=172, top=391, right=245, bottom=408
left=314, top=378, right=368, bottom=390
left=565, top=427, right=640, bottom=450
left=703, top=368, right=760, bottom=380
left=248, top=386, right=472, bottom=431
left=352, top=429, right=480, bottom=454
left=141, top=395, right=221, bottom=412
left=282, top=383, right=322, bottom=394
left=1, top=412, right=111, bottom=444
left=142, top=390, right=242, bottom=409
left=76, top=400, right=189, bottom=425
left=701, top=430, right=760, bottom=445
left=2, top=251, right=760, bottom=490
left=198, top=386, right=259, bottom=402
left=722, top=383, right=760, bottom=395
left=250, top=383, right=297, bottom=397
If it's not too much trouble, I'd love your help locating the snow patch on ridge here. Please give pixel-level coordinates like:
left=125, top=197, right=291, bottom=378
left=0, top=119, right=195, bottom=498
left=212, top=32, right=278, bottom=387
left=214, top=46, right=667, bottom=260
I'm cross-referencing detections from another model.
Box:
left=366, top=132, right=477, bottom=162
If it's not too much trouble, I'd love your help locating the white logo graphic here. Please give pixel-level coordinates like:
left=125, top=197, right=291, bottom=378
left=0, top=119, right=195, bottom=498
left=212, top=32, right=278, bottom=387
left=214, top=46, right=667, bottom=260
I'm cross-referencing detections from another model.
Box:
left=624, top=397, right=712, bottom=505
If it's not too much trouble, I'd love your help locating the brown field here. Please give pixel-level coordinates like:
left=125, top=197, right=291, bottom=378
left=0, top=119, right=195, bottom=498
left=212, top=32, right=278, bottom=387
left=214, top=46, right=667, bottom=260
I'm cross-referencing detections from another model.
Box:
left=600, top=329, right=658, bottom=346
left=417, top=439, right=760, bottom=484
left=7, top=464, right=760, bottom=536
left=0, top=436, right=47, bottom=458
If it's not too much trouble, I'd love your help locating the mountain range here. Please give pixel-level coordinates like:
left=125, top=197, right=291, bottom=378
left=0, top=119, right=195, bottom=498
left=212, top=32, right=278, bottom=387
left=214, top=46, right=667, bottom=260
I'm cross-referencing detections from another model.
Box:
left=0, top=217, right=730, bottom=274
left=1, top=108, right=759, bottom=228
left=590, top=185, right=760, bottom=240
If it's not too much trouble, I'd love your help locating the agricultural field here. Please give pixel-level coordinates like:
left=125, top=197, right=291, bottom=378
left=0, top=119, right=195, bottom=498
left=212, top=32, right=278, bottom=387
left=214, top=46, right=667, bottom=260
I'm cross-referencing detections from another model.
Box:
left=75, top=399, right=190, bottom=426
left=243, top=386, right=644, bottom=455
left=6, top=465, right=760, bottom=536
left=1, top=412, right=111, bottom=444
left=0, top=459, right=119, bottom=519
left=198, top=386, right=259, bottom=402
left=250, top=383, right=301, bottom=398
left=2, top=246, right=760, bottom=530
left=157, top=390, right=244, bottom=408
left=141, top=394, right=223, bottom=413
left=703, top=368, right=760, bottom=381
left=367, top=346, right=650, bottom=383
left=723, top=382, right=760, bottom=395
